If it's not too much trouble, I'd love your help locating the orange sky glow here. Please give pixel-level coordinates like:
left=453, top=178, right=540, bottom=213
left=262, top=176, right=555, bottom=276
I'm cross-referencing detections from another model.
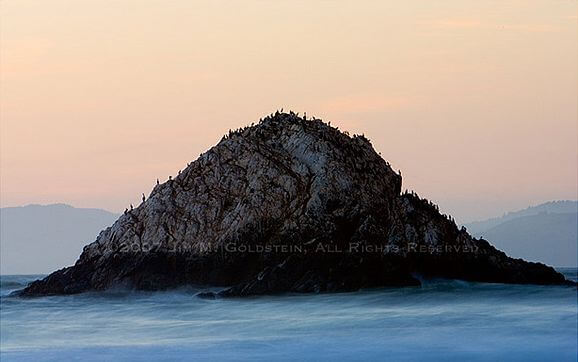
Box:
left=1, top=0, right=576, bottom=222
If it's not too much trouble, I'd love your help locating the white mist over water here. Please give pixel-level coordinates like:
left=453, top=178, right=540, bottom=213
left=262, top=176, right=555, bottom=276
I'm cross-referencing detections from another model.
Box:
left=1, top=269, right=576, bottom=362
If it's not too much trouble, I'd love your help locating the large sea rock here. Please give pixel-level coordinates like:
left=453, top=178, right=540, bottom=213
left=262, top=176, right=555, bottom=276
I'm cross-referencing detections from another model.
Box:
left=18, top=112, right=572, bottom=297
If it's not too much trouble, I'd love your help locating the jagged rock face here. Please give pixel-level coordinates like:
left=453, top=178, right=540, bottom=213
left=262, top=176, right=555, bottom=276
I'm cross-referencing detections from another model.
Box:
left=19, top=113, right=571, bottom=297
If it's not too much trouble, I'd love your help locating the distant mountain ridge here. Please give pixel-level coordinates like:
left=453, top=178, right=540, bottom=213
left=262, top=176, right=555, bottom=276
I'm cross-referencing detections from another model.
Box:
left=0, top=204, right=119, bottom=274
left=465, top=201, right=577, bottom=267
left=465, top=200, right=577, bottom=234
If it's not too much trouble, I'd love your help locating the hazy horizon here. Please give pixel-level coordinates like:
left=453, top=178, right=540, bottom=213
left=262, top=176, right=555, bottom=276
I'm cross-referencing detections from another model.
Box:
left=1, top=199, right=576, bottom=275
left=1, top=0, right=576, bottom=223
left=3, top=199, right=577, bottom=224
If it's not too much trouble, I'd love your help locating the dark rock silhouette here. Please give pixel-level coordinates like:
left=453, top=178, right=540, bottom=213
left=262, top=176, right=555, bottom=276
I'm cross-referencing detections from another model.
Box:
left=17, top=112, right=573, bottom=297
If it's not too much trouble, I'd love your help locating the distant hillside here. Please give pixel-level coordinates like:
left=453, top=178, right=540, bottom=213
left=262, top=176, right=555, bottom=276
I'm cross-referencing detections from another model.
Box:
left=0, top=204, right=118, bottom=274
left=465, top=200, right=577, bottom=234
left=465, top=201, right=577, bottom=267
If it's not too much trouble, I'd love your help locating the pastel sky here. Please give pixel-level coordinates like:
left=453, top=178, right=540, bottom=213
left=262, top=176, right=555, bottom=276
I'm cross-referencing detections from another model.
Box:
left=1, top=0, right=576, bottom=223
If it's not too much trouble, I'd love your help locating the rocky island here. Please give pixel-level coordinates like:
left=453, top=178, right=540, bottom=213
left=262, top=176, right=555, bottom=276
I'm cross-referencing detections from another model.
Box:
left=18, top=112, right=572, bottom=297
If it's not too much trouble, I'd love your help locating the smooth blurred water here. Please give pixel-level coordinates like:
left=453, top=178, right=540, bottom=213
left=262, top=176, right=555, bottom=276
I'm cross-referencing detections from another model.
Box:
left=1, top=269, right=576, bottom=362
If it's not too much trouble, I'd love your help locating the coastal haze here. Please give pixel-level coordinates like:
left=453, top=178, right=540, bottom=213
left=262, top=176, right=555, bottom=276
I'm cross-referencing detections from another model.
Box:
left=1, top=1, right=577, bottom=224
left=464, top=201, right=578, bottom=267
left=0, top=204, right=118, bottom=274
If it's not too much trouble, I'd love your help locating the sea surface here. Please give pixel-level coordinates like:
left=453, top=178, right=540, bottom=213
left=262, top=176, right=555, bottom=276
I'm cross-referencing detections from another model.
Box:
left=1, top=269, right=576, bottom=361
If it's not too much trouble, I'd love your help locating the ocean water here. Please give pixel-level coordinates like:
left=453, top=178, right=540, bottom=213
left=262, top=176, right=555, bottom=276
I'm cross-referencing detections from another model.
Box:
left=1, top=269, right=576, bottom=362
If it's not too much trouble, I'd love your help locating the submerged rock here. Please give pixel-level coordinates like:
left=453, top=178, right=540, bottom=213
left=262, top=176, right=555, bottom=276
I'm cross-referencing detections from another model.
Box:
left=18, top=112, right=572, bottom=297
